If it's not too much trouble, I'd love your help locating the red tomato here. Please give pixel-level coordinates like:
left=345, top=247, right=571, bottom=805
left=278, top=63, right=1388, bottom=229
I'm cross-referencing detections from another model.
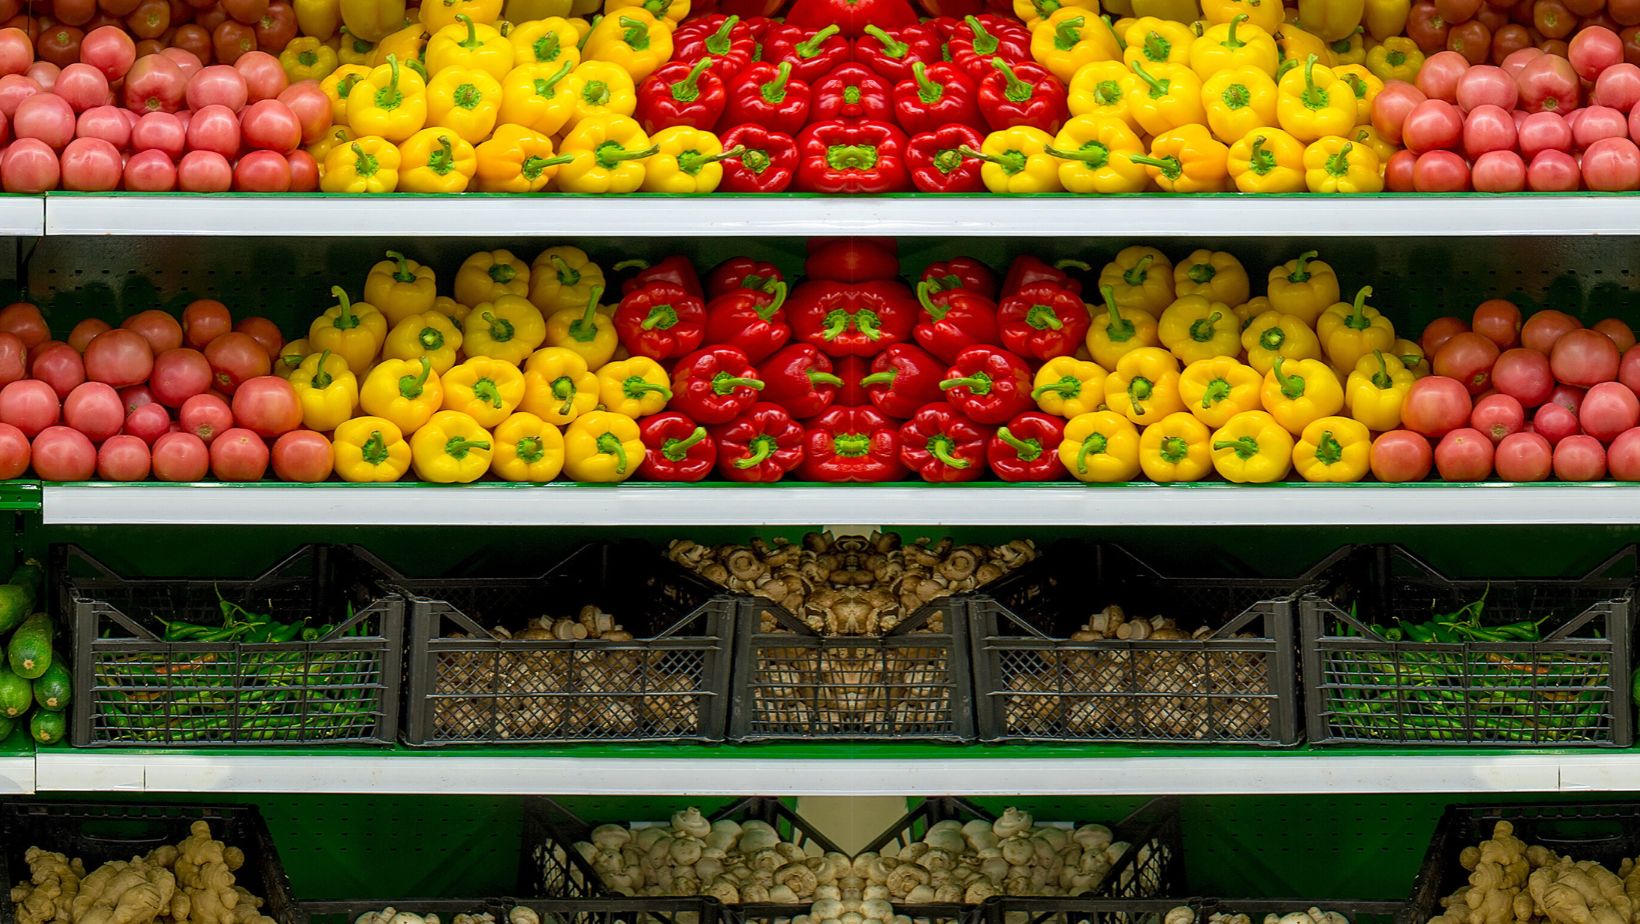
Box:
left=1421, top=316, right=1470, bottom=357
left=177, top=148, right=232, bottom=191
left=148, top=347, right=209, bottom=407
left=13, top=92, right=75, bottom=150
left=230, top=374, right=299, bottom=437
left=26, top=61, right=59, bottom=91
left=184, top=63, right=246, bottom=111
left=1551, top=328, right=1621, bottom=386
left=1492, top=347, right=1555, bottom=405
left=1493, top=24, right=1534, bottom=61
left=0, top=74, right=38, bottom=119
left=1618, top=344, right=1640, bottom=393
left=232, top=148, right=290, bottom=190
left=30, top=425, right=93, bottom=479
left=1371, top=80, right=1426, bottom=144
left=58, top=136, right=120, bottom=190
left=96, top=433, right=149, bottom=480
left=1418, top=50, right=1470, bottom=100
left=122, top=401, right=169, bottom=445
left=121, top=308, right=183, bottom=354
left=1574, top=106, right=1631, bottom=148
left=53, top=62, right=107, bottom=112
left=254, top=0, right=296, bottom=50
left=67, top=317, right=109, bottom=352
left=0, top=136, right=56, bottom=192
left=160, top=48, right=204, bottom=79
left=185, top=102, right=239, bottom=158
left=1463, top=104, right=1517, bottom=158
left=1402, top=98, right=1464, bottom=152
left=0, top=379, right=56, bottom=437
left=62, top=380, right=122, bottom=441
left=276, top=80, right=329, bottom=144
left=31, top=342, right=84, bottom=398
left=1517, top=112, right=1572, bottom=161
left=1595, top=318, right=1637, bottom=351
left=1548, top=382, right=1586, bottom=412
left=1413, top=150, right=1472, bottom=190
left=1606, top=427, right=1640, bottom=479
left=130, top=109, right=183, bottom=158
left=1533, top=398, right=1580, bottom=444
left=1569, top=24, right=1623, bottom=79
left=1518, top=53, right=1580, bottom=111
left=1521, top=308, right=1582, bottom=352
left=1595, top=62, right=1640, bottom=109
left=1447, top=19, right=1491, bottom=64
left=76, top=104, right=130, bottom=148
left=78, top=25, right=133, bottom=81
left=1554, top=433, right=1607, bottom=479
left=1472, top=299, right=1522, bottom=349
left=234, top=316, right=282, bottom=359
left=239, top=97, right=298, bottom=152
left=0, top=27, right=31, bottom=76
left=233, top=49, right=284, bottom=101
left=0, top=332, right=24, bottom=386
left=212, top=20, right=256, bottom=65
left=1494, top=431, right=1553, bottom=480
left=1434, top=331, right=1501, bottom=394
left=1456, top=65, right=1519, bottom=111
left=1583, top=136, right=1640, bottom=190
left=1472, top=393, right=1525, bottom=442
left=1434, top=427, right=1495, bottom=480
left=208, top=425, right=267, bottom=480
left=1370, top=430, right=1434, bottom=482
left=82, top=328, right=153, bottom=387
left=171, top=25, right=214, bottom=66
left=286, top=149, right=318, bottom=191
left=181, top=299, right=230, bottom=348
left=1408, top=1, right=1450, bottom=52
left=36, top=27, right=81, bottom=69
left=178, top=391, right=230, bottom=443
left=118, top=384, right=153, bottom=415
left=151, top=430, right=207, bottom=480
left=270, top=429, right=331, bottom=481
left=221, top=0, right=268, bottom=25
left=1403, top=375, right=1476, bottom=437
left=121, top=52, right=184, bottom=112
left=1385, top=149, right=1418, bottom=190
left=204, top=331, right=269, bottom=393
left=122, top=148, right=177, bottom=191
left=0, top=421, right=27, bottom=478
left=1579, top=381, right=1640, bottom=442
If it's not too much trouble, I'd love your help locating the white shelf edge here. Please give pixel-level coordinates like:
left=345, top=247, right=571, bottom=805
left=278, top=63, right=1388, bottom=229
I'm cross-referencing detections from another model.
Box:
left=0, top=754, right=33, bottom=794
left=41, top=195, right=1640, bottom=238
left=40, top=482, right=1640, bottom=527
left=0, top=196, right=45, bottom=236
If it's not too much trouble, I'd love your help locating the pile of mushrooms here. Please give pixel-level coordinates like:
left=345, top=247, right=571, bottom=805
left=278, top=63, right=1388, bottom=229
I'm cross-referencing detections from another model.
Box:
left=1164, top=909, right=1350, bottom=924
left=574, top=808, right=825, bottom=902
left=352, top=910, right=543, bottom=924
left=479, top=605, right=633, bottom=642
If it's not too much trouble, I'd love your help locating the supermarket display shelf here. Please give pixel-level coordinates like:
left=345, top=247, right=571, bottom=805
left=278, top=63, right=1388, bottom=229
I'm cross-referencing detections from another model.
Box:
left=39, top=480, right=1640, bottom=526
left=40, top=193, right=1640, bottom=238
left=0, top=730, right=35, bottom=794
left=0, top=196, right=43, bottom=236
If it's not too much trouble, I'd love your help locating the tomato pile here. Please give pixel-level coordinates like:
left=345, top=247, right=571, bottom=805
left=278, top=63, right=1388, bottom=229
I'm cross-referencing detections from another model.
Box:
left=1406, top=0, right=1640, bottom=66
left=35, top=0, right=294, bottom=67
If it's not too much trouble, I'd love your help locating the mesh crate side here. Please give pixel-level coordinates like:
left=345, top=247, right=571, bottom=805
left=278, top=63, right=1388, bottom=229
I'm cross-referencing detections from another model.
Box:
left=301, top=899, right=510, bottom=924
left=512, top=897, right=724, bottom=924
left=1093, top=800, right=1185, bottom=902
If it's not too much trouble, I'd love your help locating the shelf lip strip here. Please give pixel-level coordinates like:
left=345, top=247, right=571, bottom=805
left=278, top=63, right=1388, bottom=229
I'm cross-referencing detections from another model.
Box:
left=0, top=756, right=33, bottom=794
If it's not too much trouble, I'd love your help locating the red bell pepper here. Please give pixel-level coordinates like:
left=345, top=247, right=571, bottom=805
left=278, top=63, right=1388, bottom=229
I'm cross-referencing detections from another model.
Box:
left=799, top=405, right=906, bottom=481
left=914, top=278, right=999, bottom=364
left=789, top=279, right=917, bottom=357
left=855, top=23, right=941, bottom=81
left=907, top=125, right=987, bottom=192
left=923, top=257, right=998, bottom=298
left=672, top=14, right=756, bottom=78
left=998, top=281, right=1090, bottom=361
left=704, top=280, right=790, bottom=364
left=835, top=356, right=870, bottom=405
left=917, top=0, right=985, bottom=17
left=614, top=282, right=707, bottom=362
left=671, top=346, right=767, bottom=424
left=784, top=0, right=919, bottom=36
left=616, top=255, right=703, bottom=297
left=758, top=343, right=844, bottom=419
left=948, top=14, right=1032, bottom=84
left=761, top=23, right=851, bottom=82
left=938, top=345, right=1034, bottom=424
left=707, top=257, right=784, bottom=298
left=794, top=119, right=910, bottom=193
left=859, top=343, right=947, bottom=419
left=712, top=402, right=806, bottom=482
left=986, top=411, right=1066, bottom=482
left=898, top=401, right=992, bottom=482
left=639, top=411, right=717, bottom=482
left=1003, top=255, right=1088, bottom=295
left=892, top=61, right=982, bottom=136
left=806, top=238, right=899, bottom=282
left=720, top=62, right=812, bottom=137
left=718, top=126, right=799, bottom=192
left=979, top=57, right=1068, bottom=133
left=811, top=63, right=894, bottom=122
left=634, top=58, right=728, bottom=133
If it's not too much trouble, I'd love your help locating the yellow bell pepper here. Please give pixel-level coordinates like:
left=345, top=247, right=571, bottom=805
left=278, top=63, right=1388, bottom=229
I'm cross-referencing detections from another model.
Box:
left=1299, top=0, right=1363, bottom=41
left=322, top=65, right=371, bottom=121
left=1068, top=61, right=1142, bottom=134
left=1365, top=35, right=1420, bottom=81
left=1363, top=0, right=1408, bottom=39
left=277, top=338, right=310, bottom=379
left=371, top=24, right=428, bottom=68
left=360, top=356, right=444, bottom=432
left=1190, top=15, right=1278, bottom=79
left=290, top=350, right=358, bottom=432
left=1211, top=409, right=1293, bottom=482
left=1293, top=415, right=1370, bottom=481
left=581, top=9, right=672, bottom=82
left=441, top=356, right=526, bottom=426
left=1133, top=124, right=1230, bottom=192
left=1328, top=27, right=1366, bottom=66
left=410, top=410, right=494, bottom=483
left=1122, top=17, right=1194, bottom=67
left=1277, top=54, right=1354, bottom=142
left=1086, top=284, right=1161, bottom=368
left=308, top=127, right=352, bottom=166
left=966, top=126, right=1064, bottom=193
left=1015, top=0, right=1102, bottom=30
left=1100, top=247, right=1174, bottom=316
left=510, top=18, right=581, bottom=68
left=320, top=137, right=401, bottom=192
left=465, top=294, right=549, bottom=365
left=563, top=410, right=644, bottom=481
left=1266, top=250, right=1340, bottom=325
left=427, top=15, right=514, bottom=80
left=336, top=28, right=376, bottom=65
left=522, top=346, right=601, bottom=424
left=1241, top=309, right=1321, bottom=374
left=341, top=0, right=405, bottom=42
left=282, top=38, right=340, bottom=82
left=297, top=0, right=341, bottom=40
left=365, top=251, right=437, bottom=327
left=1351, top=124, right=1396, bottom=163
left=498, top=62, right=576, bottom=136
left=490, top=411, right=565, bottom=481
left=555, top=115, right=657, bottom=193
left=456, top=250, right=530, bottom=307
left=1395, top=338, right=1428, bottom=377
left=1139, top=411, right=1212, bottom=482
left=1032, top=355, right=1108, bottom=417
left=435, top=296, right=471, bottom=324
left=543, top=285, right=618, bottom=367
left=1227, top=126, right=1305, bottom=191
left=347, top=56, right=426, bottom=143
left=1303, top=135, right=1382, bottom=193
left=384, top=311, right=464, bottom=374
left=1232, top=295, right=1271, bottom=329
left=473, top=124, right=571, bottom=192
left=1202, top=66, right=1277, bottom=144
left=426, top=67, right=502, bottom=143
left=1158, top=295, right=1240, bottom=364
left=564, top=60, right=638, bottom=126
left=506, top=0, right=574, bottom=17
left=1345, top=349, right=1413, bottom=430
left=1131, top=0, right=1200, bottom=23
left=1105, top=346, right=1184, bottom=426
left=397, top=126, right=477, bottom=192
left=421, top=0, right=503, bottom=31
left=1173, top=250, right=1249, bottom=307
left=1124, top=60, right=1204, bottom=135
left=597, top=356, right=672, bottom=417
left=1317, top=286, right=1394, bottom=373
left=1178, top=355, right=1261, bottom=427
left=1059, top=410, right=1141, bottom=482
left=1333, top=63, right=1381, bottom=123
left=309, top=286, right=388, bottom=374
left=606, top=0, right=690, bottom=25
left=1203, top=0, right=1282, bottom=32
left=1276, top=25, right=1334, bottom=79
left=1031, top=10, right=1122, bottom=84
left=642, top=127, right=740, bottom=193
left=333, top=416, right=413, bottom=482
left=1048, top=115, right=1149, bottom=193
left=1261, top=355, right=1343, bottom=434
left=531, top=247, right=606, bottom=315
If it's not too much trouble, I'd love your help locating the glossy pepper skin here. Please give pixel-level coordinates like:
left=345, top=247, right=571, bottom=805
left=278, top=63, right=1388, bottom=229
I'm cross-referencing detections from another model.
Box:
left=1190, top=15, right=1279, bottom=78
left=530, top=246, right=604, bottom=315
left=427, top=16, right=514, bottom=81
left=639, top=411, right=717, bottom=481
left=1261, top=355, right=1344, bottom=434
left=939, top=346, right=1034, bottom=425
left=426, top=67, right=502, bottom=143
left=783, top=0, right=919, bottom=37
left=496, top=63, right=576, bottom=138
left=914, top=279, right=999, bottom=365
left=712, top=403, right=805, bottom=482
left=617, top=255, right=703, bottom=297
left=1317, top=286, right=1394, bottom=373
left=966, top=126, right=1063, bottom=193
left=1178, top=355, right=1261, bottom=427
left=891, top=62, right=981, bottom=135
left=898, top=402, right=993, bottom=482
left=707, top=258, right=783, bottom=299
left=906, top=125, right=988, bottom=193
left=812, top=64, right=895, bottom=122
left=564, top=410, right=645, bottom=482
left=987, top=411, right=1066, bottom=481
left=1158, top=295, right=1240, bottom=364
left=582, top=10, right=673, bottom=82
left=1005, top=255, right=1084, bottom=295
left=717, top=126, right=799, bottom=192
left=1099, top=247, right=1174, bottom=316
left=1139, top=411, right=1212, bottom=482
left=1059, top=410, right=1140, bottom=482
left=1175, top=250, right=1250, bottom=308
left=361, top=356, right=444, bottom=433
left=1202, top=67, right=1279, bottom=144
left=310, top=286, right=388, bottom=375
left=615, top=282, right=707, bottom=361
left=643, top=127, right=745, bottom=193
left=758, top=343, right=843, bottom=419
left=1086, top=284, right=1161, bottom=369
left=543, top=287, right=618, bottom=368
left=999, top=282, right=1090, bottom=360
left=789, top=279, right=916, bottom=357
left=442, top=357, right=526, bottom=427
left=1105, top=346, right=1184, bottom=426
left=1276, top=54, right=1354, bottom=141
left=980, top=57, right=1069, bottom=132
left=597, top=356, right=673, bottom=418
left=1134, top=124, right=1231, bottom=192
left=1294, top=414, right=1370, bottom=482
left=565, top=61, right=640, bottom=127
left=1203, top=0, right=1283, bottom=32
left=1241, top=309, right=1321, bottom=375
left=721, top=62, right=813, bottom=136
left=672, top=14, right=756, bottom=78
left=859, top=344, right=947, bottom=419
left=762, top=24, right=852, bottom=82
left=1302, top=136, right=1382, bottom=193
left=556, top=115, right=658, bottom=193
left=334, top=416, right=413, bottom=482
left=1267, top=250, right=1340, bottom=325
left=1210, top=409, right=1294, bottom=482
left=521, top=346, right=600, bottom=425
left=398, top=127, right=479, bottom=192
left=1345, top=349, right=1413, bottom=431
left=1049, top=115, right=1149, bottom=193
left=1123, top=17, right=1196, bottom=68
left=348, top=55, right=427, bottom=143
left=1124, top=60, right=1205, bottom=135
left=635, top=58, right=728, bottom=132
left=1365, top=36, right=1421, bottom=82
left=292, top=350, right=359, bottom=432
left=1068, top=60, right=1139, bottom=132
left=923, top=258, right=998, bottom=299
left=794, top=120, right=911, bottom=193
left=705, top=281, right=790, bottom=364
left=365, top=251, right=437, bottom=327
left=322, top=137, right=402, bottom=192
left=799, top=405, right=906, bottom=481
left=385, top=311, right=463, bottom=375
left=1031, top=10, right=1122, bottom=84
left=672, top=346, right=767, bottom=424
left=1032, top=356, right=1107, bottom=418
left=489, top=411, right=565, bottom=482
left=468, top=294, right=549, bottom=366
left=456, top=249, right=529, bottom=307
left=950, top=15, right=1033, bottom=84
left=283, top=38, right=340, bottom=82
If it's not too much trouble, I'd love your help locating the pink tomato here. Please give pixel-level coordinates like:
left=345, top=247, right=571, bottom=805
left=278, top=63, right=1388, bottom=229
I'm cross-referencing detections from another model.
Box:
left=117, top=385, right=152, bottom=415
left=30, top=425, right=94, bottom=480
left=1417, top=50, right=1470, bottom=101
left=184, top=103, right=239, bottom=159
left=1583, top=136, right=1640, bottom=189
left=121, top=53, right=184, bottom=112
left=149, top=347, right=210, bottom=407
left=0, top=27, right=31, bottom=76
left=31, top=342, right=84, bottom=398
left=1534, top=397, right=1581, bottom=444
left=229, top=374, right=299, bottom=437
left=1517, top=110, right=1573, bottom=158
left=1580, top=380, right=1640, bottom=442
left=58, top=136, right=119, bottom=190
left=1528, top=148, right=1582, bottom=190
left=1385, top=149, right=1417, bottom=190
left=122, top=310, right=182, bottom=355
left=1434, top=427, right=1495, bottom=480
left=1596, top=62, right=1640, bottom=109
left=121, top=401, right=169, bottom=445
left=233, top=50, right=284, bottom=101
left=96, top=433, right=149, bottom=480
left=1596, top=318, right=1637, bottom=351
left=1569, top=25, right=1624, bottom=80
left=0, top=422, right=27, bottom=478
left=176, top=149, right=231, bottom=191
left=150, top=430, right=207, bottom=481
left=1463, top=104, right=1517, bottom=158
left=130, top=110, right=183, bottom=158
left=78, top=25, right=134, bottom=81
left=275, top=79, right=328, bottom=144
left=13, top=92, right=75, bottom=149
left=209, top=426, right=267, bottom=480
left=1402, top=98, right=1464, bottom=152
left=184, top=63, right=246, bottom=111
left=25, top=62, right=58, bottom=92
left=232, top=148, right=289, bottom=191
left=0, top=74, right=37, bottom=118
left=179, top=392, right=230, bottom=443
left=0, top=137, right=56, bottom=192
left=75, top=104, right=128, bottom=147
left=62, top=380, right=122, bottom=441
left=1492, top=347, right=1555, bottom=405
left=67, top=318, right=108, bottom=352
left=1606, top=427, right=1640, bottom=479
left=286, top=149, right=317, bottom=190
left=1551, top=328, right=1621, bottom=385
left=238, top=97, right=298, bottom=152
left=1554, top=433, right=1608, bottom=479
left=121, top=148, right=175, bottom=190
left=1494, top=431, right=1553, bottom=480
left=82, top=328, right=152, bottom=387
left=52, top=62, right=106, bottom=113
left=1472, top=149, right=1528, bottom=190
left=1456, top=64, right=1519, bottom=111
left=1472, top=393, right=1525, bottom=442
left=158, top=47, right=202, bottom=78
left=1403, top=375, right=1475, bottom=437
left=0, top=379, right=56, bottom=436
left=0, top=332, right=25, bottom=386
left=1371, top=80, right=1426, bottom=144
left=1618, top=344, right=1640, bottom=393
left=1370, top=430, right=1434, bottom=482
left=1517, top=53, right=1581, bottom=111
left=1413, top=150, right=1472, bottom=190
left=1574, top=105, right=1631, bottom=149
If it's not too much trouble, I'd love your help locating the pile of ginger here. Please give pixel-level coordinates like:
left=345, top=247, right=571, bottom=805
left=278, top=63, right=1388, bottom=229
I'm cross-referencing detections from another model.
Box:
left=1430, top=820, right=1640, bottom=924
left=11, top=820, right=278, bottom=924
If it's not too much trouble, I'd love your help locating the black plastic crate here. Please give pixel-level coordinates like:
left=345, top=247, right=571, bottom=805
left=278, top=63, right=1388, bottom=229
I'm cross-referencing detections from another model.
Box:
left=967, top=545, right=1325, bottom=746
left=303, top=901, right=512, bottom=924
left=396, top=542, right=733, bottom=745
left=984, top=897, right=1408, bottom=924
left=58, top=544, right=404, bottom=748
left=0, top=799, right=299, bottom=924
left=305, top=898, right=724, bottom=924
left=1299, top=545, right=1635, bottom=747
left=725, top=904, right=980, bottom=924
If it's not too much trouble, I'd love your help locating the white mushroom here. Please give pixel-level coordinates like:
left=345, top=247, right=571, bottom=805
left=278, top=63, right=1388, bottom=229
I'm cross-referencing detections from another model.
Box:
left=739, top=822, right=781, bottom=853
left=671, top=808, right=712, bottom=839
left=592, top=825, right=631, bottom=850
left=1164, top=908, right=1195, bottom=924
left=508, top=908, right=540, bottom=924
left=702, top=881, right=740, bottom=904
left=992, top=809, right=1033, bottom=839
left=1072, top=825, right=1112, bottom=851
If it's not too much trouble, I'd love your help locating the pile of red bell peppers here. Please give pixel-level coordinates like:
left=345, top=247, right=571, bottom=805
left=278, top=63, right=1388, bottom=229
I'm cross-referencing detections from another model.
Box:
left=619, top=238, right=1089, bottom=482
left=634, top=0, right=1053, bottom=193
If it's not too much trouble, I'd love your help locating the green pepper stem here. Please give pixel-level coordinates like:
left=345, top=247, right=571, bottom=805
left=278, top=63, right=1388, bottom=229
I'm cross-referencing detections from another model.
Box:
left=596, top=431, right=629, bottom=473
left=1289, top=250, right=1317, bottom=283
left=1100, top=284, right=1135, bottom=343
left=912, top=61, right=943, bottom=104
left=795, top=24, right=839, bottom=57
left=712, top=372, right=764, bottom=394
left=640, top=304, right=678, bottom=330
left=733, top=436, right=774, bottom=468
left=991, top=56, right=1033, bottom=103
left=570, top=284, right=605, bottom=342
left=1032, top=376, right=1081, bottom=400
left=662, top=426, right=708, bottom=461
left=997, top=426, right=1042, bottom=461
left=762, top=61, right=793, bottom=101
left=1214, top=435, right=1260, bottom=459
left=1271, top=355, right=1306, bottom=399
left=1346, top=285, right=1373, bottom=330
left=705, top=15, right=739, bottom=55
left=1371, top=349, right=1393, bottom=389
left=310, top=349, right=335, bottom=389
left=858, top=370, right=897, bottom=387
left=917, top=279, right=949, bottom=321
left=399, top=356, right=431, bottom=399
left=1122, top=254, right=1154, bottom=286
left=940, top=372, right=992, bottom=395
left=755, top=280, right=788, bottom=320
left=614, top=258, right=649, bottom=272
left=929, top=435, right=970, bottom=469
left=864, top=24, right=908, bottom=57
left=1129, top=59, right=1167, bottom=98
left=808, top=370, right=844, bottom=387
left=550, top=253, right=581, bottom=286
left=1075, top=432, right=1107, bottom=473
left=387, top=250, right=414, bottom=283
left=457, top=14, right=480, bottom=48
left=1223, top=13, right=1246, bottom=48
left=330, top=286, right=358, bottom=330
left=670, top=57, right=713, bottom=102
left=965, top=15, right=998, bottom=55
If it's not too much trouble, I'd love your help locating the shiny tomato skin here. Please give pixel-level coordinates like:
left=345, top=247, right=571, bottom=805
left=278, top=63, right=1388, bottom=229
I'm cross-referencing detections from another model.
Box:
left=1403, top=375, right=1476, bottom=437
left=1492, top=347, right=1555, bottom=406
left=149, top=347, right=212, bottom=408
left=0, top=421, right=26, bottom=478
left=62, top=380, right=122, bottom=441
left=1370, top=430, right=1434, bottom=482
left=1472, top=299, right=1522, bottom=349
left=121, top=308, right=183, bottom=354
left=182, top=298, right=231, bottom=348
left=208, top=425, right=267, bottom=480
left=0, top=332, right=25, bottom=386
left=0, top=302, right=48, bottom=348
left=1421, top=316, right=1470, bottom=357
left=1533, top=399, right=1580, bottom=445
left=179, top=392, right=231, bottom=444
left=270, top=429, right=331, bottom=481
left=31, top=342, right=85, bottom=399
left=203, top=331, right=269, bottom=394
left=151, top=430, right=208, bottom=481
left=1521, top=309, right=1582, bottom=353
left=82, top=328, right=154, bottom=388
left=30, top=425, right=93, bottom=479
left=1606, top=427, right=1640, bottom=479
left=1553, top=433, right=1608, bottom=480
left=122, top=401, right=170, bottom=445
left=0, top=379, right=56, bottom=437
left=1578, top=381, right=1640, bottom=442
left=96, top=432, right=150, bottom=480
left=1596, top=318, right=1638, bottom=351
left=1434, top=331, right=1502, bottom=394
left=1472, top=393, right=1525, bottom=443
left=67, top=317, right=110, bottom=352
left=1551, top=328, right=1621, bottom=386
left=230, top=374, right=299, bottom=437
left=1434, top=427, right=1496, bottom=480
left=1494, top=431, right=1553, bottom=481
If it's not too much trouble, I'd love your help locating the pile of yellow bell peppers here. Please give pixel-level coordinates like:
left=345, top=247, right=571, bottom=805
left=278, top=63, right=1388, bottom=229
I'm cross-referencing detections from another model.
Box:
left=287, top=0, right=682, bottom=193
left=1056, top=246, right=1428, bottom=484
left=1020, top=0, right=1425, bottom=194
left=281, top=246, right=667, bottom=483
